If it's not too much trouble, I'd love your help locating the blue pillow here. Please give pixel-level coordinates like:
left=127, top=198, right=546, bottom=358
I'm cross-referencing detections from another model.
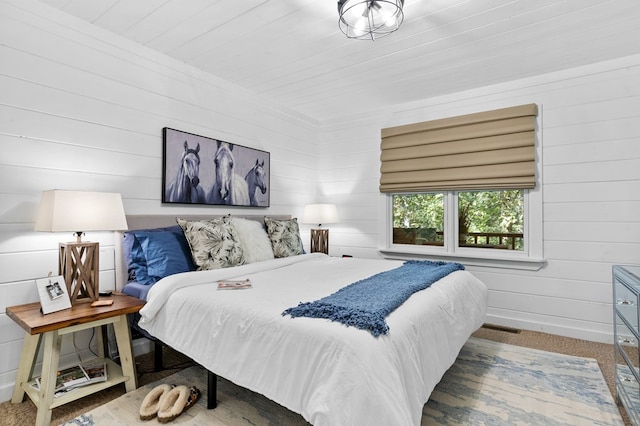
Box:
left=123, top=226, right=195, bottom=285
left=123, top=232, right=145, bottom=282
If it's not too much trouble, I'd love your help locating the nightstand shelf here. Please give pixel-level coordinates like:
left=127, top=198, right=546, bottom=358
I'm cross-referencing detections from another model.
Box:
left=613, top=265, right=640, bottom=425
left=21, top=357, right=127, bottom=409
left=7, top=293, right=145, bottom=426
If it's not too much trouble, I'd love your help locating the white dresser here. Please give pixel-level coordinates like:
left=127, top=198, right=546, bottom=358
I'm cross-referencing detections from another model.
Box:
left=613, top=265, right=640, bottom=425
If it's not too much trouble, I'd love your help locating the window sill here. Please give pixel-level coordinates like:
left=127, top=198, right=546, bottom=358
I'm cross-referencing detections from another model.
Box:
left=378, top=248, right=546, bottom=271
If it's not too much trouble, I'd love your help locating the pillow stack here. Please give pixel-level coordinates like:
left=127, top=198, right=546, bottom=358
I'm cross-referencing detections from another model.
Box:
left=122, top=215, right=306, bottom=284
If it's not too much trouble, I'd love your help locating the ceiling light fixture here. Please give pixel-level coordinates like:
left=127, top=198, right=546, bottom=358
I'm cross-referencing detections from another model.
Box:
left=338, top=0, right=404, bottom=41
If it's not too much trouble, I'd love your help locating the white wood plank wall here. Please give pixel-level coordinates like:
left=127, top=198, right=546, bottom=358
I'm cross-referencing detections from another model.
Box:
left=1, top=0, right=639, bottom=408
left=319, top=54, right=640, bottom=344
left=0, top=0, right=317, bottom=402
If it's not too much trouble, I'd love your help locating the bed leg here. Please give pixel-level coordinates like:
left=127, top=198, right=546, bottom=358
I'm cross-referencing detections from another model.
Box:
left=207, top=371, right=218, bottom=409
left=153, top=340, right=163, bottom=372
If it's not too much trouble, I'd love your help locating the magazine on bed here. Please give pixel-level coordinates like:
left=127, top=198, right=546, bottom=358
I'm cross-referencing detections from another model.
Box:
left=217, top=279, right=253, bottom=290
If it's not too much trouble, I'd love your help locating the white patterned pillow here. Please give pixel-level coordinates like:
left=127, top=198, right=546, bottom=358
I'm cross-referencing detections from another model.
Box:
left=230, top=217, right=275, bottom=264
left=264, top=217, right=303, bottom=258
left=176, top=216, right=245, bottom=270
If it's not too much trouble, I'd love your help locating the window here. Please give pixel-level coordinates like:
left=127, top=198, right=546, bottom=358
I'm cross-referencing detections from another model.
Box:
left=386, top=188, right=542, bottom=269
left=380, top=104, right=543, bottom=268
left=458, top=190, right=524, bottom=250
left=392, top=190, right=525, bottom=252
left=392, top=193, right=445, bottom=246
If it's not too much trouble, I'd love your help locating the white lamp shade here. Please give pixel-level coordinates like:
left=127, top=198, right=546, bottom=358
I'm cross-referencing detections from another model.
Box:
left=35, top=190, right=128, bottom=232
left=302, top=204, right=339, bottom=226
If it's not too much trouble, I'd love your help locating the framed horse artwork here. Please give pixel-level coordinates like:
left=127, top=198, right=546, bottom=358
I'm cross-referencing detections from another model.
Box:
left=162, top=128, right=270, bottom=207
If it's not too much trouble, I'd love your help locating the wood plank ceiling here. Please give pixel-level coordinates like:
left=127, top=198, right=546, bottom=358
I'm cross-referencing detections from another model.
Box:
left=37, top=0, right=640, bottom=122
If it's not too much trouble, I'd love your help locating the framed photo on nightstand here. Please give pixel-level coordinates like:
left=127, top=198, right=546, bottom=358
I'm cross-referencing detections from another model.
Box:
left=36, top=275, right=71, bottom=314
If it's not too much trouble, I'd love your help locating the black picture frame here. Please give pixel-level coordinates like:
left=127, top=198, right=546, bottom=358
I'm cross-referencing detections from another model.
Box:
left=162, top=127, right=270, bottom=207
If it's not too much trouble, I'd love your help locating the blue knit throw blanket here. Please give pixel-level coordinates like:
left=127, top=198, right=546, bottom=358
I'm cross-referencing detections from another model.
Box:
left=282, top=260, right=464, bottom=337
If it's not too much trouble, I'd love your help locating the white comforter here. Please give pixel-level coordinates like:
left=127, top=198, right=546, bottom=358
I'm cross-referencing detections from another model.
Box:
left=138, top=253, right=487, bottom=426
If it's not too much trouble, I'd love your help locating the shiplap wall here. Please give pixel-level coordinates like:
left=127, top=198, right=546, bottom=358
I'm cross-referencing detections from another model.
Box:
left=2, top=0, right=640, bottom=409
left=0, top=0, right=317, bottom=402
left=319, top=53, right=640, bottom=344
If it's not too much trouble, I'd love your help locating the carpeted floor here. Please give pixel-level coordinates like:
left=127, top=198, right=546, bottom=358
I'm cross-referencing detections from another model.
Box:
left=0, top=325, right=630, bottom=425
left=58, top=337, right=623, bottom=425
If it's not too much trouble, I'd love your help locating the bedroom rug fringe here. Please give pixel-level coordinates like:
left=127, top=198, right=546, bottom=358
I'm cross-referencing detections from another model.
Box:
left=60, top=337, right=623, bottom=425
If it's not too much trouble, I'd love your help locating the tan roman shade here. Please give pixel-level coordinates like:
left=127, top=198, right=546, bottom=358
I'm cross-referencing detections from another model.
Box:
left=380, top=103, right=538, bottom=192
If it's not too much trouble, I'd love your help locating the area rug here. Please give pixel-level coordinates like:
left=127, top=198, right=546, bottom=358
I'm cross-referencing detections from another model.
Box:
left=61, top=338, right=623, bottom=425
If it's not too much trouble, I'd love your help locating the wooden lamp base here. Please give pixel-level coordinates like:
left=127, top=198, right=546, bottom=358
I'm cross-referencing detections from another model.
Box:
left=310, top=229, right=329, bottom=254
left=59, top=241, right=100, bottom=304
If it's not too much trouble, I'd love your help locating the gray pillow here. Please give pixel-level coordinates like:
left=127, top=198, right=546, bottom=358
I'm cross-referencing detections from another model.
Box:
left=264, top=217, right=303, bottom=258
left=176, top=216, right=245, bottom=270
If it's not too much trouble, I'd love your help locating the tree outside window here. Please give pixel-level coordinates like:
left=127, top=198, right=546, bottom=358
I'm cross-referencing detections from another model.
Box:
left=392, top=193, right=444, bottom=246
left=392, top=190, right=524, bottom=251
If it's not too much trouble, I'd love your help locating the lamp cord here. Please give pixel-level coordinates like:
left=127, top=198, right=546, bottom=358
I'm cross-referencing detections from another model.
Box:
left=72, top=328, right=99, bottom=366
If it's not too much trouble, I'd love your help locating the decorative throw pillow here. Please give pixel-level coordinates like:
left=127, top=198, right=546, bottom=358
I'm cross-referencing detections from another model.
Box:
left=176, top=216, right=246, bottom=270
left=123, top=231, right=145, bottom=283
left=230, top=217, right=275, bottom=264
left=264, top=217, right=304, bottom=258
left=138, top=229, right=196, bottom=283
left=123, top=225, right=195, bottom=285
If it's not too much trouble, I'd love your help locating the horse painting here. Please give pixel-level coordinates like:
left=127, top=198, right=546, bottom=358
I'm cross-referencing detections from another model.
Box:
left=208, top=141, right=250, bottom=205
left=165, top=141, right=206, bottom=204
left=245, top=159, right=267, bottom=206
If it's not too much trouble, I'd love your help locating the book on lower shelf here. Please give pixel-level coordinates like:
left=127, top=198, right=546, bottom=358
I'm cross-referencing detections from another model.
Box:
left=29, top=362, right=107, bottom=397
left=56, top=365, right=88, bottom=389
left=217, top=279, right=252, bottom=290
left=82, top=361, right=108, bottom=385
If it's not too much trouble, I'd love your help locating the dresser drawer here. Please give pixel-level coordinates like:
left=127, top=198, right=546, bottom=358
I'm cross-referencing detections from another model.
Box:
left=616, top=313, right=640, bottom=372
left=617, top=266, right=640, bottom=293
left=615, top=277, right=639, bottom=333
left=617, top=347, right=640, bottom=418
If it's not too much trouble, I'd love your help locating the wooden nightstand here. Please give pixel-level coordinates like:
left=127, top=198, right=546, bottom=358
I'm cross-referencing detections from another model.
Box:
left=6, top=293, right=145, bottom=426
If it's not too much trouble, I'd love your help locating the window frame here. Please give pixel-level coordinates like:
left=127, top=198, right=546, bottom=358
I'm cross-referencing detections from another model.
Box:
left=379, top=185, right=544, bottom=271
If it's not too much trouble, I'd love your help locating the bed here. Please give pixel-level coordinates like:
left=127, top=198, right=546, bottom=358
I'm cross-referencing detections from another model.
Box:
left=115, top=214, right=488, bottom=426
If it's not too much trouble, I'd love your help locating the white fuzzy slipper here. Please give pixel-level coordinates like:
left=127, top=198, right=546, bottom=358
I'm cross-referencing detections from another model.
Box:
left=157, top=385, right=200, bottom=423
left=139, top=383, right=173, bottom=420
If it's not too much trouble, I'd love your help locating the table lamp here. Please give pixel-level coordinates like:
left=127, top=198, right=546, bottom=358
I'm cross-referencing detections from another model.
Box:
left=35, top=190, right=128, bottom=304
left=302, top=204, right=339, bottom=254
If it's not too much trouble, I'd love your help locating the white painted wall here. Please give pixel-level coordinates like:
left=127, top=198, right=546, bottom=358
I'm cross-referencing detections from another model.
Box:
left=0, top=0, right=317, bottom=402
left=2, top=0, right=639, bottom=408
left=319, top=54, right=640, bottom=345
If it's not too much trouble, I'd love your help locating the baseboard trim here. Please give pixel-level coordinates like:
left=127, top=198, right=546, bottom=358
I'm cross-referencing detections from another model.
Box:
left=485, top=314, right=613, bottom=344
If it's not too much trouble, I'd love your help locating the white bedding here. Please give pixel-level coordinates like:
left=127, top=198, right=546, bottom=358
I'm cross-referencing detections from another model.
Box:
left=138, top=253, right=487, bottom=426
